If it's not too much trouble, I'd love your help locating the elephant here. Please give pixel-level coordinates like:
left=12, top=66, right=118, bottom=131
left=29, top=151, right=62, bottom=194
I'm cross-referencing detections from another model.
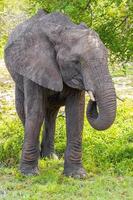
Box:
left=4, top=9, right=116, bottom=178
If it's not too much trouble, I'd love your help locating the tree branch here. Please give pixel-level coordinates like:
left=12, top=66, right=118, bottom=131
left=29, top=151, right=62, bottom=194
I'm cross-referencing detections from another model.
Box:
left=114, top=16, right=128, bottom=31
left=116, top=95, right=125, bottom=102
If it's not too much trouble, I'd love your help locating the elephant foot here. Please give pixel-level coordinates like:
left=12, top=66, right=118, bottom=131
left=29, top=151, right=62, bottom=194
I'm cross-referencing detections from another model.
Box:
left=20, top=164, right=39, bottom=176
left=40, top=150, right=58, bottom=160
left=63, top=164, right=87, bottom=179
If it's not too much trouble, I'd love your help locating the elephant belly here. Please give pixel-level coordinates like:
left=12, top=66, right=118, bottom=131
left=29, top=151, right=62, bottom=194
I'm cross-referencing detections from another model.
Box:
left=48, top=92, right=66, bottom=107
left=47, top=84, right=71, bottom=107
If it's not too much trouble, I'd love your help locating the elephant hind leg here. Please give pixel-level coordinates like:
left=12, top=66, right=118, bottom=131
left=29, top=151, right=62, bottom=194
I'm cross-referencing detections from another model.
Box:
left=15, top=85, right=25, bottom=126
left=40, top=106, right=60, bottom=159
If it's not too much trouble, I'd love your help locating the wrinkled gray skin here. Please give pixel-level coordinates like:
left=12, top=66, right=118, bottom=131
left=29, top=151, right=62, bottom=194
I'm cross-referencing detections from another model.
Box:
left=4, top=10, right=116, bottom=178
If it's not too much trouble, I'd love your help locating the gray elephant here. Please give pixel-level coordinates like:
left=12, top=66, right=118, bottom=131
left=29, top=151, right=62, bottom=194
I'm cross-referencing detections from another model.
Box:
left=4, top=10, right=116, bottom=178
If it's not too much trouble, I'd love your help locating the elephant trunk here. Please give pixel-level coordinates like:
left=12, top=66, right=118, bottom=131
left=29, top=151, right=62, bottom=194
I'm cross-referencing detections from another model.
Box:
left=86, top=83, right=116, bottom=131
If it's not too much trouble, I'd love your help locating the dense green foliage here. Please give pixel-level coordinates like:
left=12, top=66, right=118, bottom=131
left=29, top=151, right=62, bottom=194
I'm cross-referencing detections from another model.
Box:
left=28, top=0, right=133, bottom=63
left=0, top=0, right=132, bottom=63
left=0, top=99, right=133, bottom=175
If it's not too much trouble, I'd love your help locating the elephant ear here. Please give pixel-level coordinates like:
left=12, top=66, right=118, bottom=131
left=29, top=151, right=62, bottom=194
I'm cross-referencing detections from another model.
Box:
left=5, top=28, right=63, bottom=92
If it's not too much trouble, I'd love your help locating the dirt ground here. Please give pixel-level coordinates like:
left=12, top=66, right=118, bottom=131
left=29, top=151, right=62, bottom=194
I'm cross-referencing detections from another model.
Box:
left=0, top=59, right=133, bottom=102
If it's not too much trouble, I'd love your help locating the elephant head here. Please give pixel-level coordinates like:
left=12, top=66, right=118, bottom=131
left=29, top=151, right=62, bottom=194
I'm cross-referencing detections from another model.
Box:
left=4, top=12, right=116, bottom=131
left=55, top=27, right=116, bottom=130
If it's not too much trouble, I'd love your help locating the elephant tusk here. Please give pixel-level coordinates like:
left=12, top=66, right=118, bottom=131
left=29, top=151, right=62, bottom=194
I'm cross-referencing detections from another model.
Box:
left=88, top=91, right=95, bottom=101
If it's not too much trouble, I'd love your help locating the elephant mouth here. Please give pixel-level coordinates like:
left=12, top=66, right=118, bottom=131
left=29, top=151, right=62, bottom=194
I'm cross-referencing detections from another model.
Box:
left=87, top=91, right=98, bottom=120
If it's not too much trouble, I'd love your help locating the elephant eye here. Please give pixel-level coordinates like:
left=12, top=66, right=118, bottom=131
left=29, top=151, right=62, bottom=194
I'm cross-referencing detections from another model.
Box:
left=71, top=60, right=80, bottom=65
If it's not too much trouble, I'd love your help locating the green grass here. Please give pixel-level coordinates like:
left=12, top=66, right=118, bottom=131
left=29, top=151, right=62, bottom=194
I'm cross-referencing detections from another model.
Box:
left=0, top=163, right=133, bottom=200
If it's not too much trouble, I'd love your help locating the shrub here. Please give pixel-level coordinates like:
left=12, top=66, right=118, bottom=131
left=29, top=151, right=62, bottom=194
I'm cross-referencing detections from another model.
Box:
left=0, top=117, right=23, bottom=165
left=0, top=100, right=133, bottom=176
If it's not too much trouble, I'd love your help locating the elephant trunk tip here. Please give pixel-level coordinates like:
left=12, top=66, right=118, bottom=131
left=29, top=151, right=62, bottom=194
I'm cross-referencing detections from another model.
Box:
left=86, top=95, right=116, bottom=131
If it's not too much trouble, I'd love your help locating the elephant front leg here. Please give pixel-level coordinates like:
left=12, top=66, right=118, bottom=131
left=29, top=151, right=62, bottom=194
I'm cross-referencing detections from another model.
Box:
left=64, top=90, right=87, bottom=178
left=20, top=79, right=45, bottom=175
left=40, top=106, right=59, bottom=159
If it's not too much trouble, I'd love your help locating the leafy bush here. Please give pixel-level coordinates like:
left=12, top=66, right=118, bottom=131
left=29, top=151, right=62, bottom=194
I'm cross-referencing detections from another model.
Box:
left=82, top=100, right=133, bottom=175
left=0, top=100, right=133, bottom=176
left=0, top=117, right=23, bottom=165
left=27, top=0, right=133, bottom=63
